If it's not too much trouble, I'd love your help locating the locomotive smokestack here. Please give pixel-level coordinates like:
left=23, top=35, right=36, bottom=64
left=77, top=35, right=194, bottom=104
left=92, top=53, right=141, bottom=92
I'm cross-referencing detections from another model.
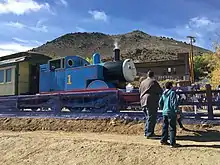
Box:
left=113, top=41, right=120, bottom=61
left=114, top=48, right=120, bottom=61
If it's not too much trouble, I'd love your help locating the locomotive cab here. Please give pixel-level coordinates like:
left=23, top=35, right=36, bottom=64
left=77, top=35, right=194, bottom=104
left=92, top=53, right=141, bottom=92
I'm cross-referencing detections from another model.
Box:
left=48, top=56, right=90, bottom=71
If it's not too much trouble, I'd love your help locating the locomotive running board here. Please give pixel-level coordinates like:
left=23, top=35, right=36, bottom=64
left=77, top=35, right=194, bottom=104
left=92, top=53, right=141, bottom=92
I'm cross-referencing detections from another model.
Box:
left=0, top=89, right=121, bottom=115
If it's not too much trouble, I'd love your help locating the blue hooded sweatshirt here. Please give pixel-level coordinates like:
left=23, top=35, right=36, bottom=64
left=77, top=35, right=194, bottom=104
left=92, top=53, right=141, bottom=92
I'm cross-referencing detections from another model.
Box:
left=159, top=89, right=179, bottom=117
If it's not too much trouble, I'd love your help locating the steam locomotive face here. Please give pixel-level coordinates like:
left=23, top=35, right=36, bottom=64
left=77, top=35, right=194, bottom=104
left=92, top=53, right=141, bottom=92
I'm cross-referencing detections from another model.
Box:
left=122, top=59, right=137, bottom=82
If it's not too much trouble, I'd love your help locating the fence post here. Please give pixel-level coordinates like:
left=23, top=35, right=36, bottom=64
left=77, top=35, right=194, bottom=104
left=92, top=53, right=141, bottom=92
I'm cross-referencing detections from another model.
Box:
left=205, top=84, right=214, bottom=120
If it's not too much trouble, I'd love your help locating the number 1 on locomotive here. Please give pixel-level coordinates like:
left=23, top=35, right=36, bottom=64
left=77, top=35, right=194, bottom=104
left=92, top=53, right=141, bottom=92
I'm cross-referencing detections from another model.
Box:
left=67, top=75, right=72, bottom=84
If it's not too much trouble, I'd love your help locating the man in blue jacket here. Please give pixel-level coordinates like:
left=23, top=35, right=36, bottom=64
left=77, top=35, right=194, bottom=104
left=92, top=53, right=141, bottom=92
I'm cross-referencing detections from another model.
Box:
left=159, top=81, right=180, bottom=148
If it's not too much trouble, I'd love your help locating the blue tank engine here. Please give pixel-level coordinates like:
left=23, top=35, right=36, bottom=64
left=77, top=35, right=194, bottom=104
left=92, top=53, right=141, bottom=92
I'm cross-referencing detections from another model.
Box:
left=39, top=48, right=137, bottom=93
left=0, top=48, right=138, bottom=115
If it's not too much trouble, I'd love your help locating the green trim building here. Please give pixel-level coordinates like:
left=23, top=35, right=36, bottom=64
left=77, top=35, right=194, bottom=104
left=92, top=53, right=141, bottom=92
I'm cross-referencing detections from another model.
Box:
left=0, top=51, right=51, bottom=96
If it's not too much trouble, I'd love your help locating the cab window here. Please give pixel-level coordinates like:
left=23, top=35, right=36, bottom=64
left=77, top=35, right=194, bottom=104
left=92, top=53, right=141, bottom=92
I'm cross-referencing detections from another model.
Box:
left=49, top=59, right=62, bottom=70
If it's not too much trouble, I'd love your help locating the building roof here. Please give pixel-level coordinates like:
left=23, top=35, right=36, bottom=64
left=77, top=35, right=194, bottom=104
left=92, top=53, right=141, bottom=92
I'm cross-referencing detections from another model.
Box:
left=135, top=59, right=185, bottom=67
left=0, top=51, right=51, bottom=61
left=0, top=56, right=26, bottom=66
left=133, top=52, right=189, bottom=64
left=0, top=52, right=51, bottom=67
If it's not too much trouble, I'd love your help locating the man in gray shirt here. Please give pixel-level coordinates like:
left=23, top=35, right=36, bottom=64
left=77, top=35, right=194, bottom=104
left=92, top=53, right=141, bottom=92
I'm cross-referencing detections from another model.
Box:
left=139, top=71, right=163, bottom=138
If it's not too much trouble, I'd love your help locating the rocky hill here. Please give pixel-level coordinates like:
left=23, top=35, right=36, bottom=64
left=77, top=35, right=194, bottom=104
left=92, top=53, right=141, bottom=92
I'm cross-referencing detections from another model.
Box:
left=30, top=30, right=211, bottom=62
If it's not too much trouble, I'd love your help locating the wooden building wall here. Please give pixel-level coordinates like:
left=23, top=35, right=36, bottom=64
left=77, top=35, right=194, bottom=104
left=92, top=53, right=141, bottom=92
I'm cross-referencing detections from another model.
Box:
left=135, top=53, right=190, bottom=81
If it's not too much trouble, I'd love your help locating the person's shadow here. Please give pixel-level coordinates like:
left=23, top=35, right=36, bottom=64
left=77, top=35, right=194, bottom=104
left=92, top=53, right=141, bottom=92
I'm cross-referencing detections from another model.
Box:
left=176, top=128, right=220, bottom=148
left=150, top=127, right=220, bottom=149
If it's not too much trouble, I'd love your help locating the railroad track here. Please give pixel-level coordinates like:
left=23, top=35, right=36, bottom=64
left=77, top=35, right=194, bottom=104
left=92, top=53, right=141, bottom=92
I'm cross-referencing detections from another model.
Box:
left=0, top=111, right=220, bottom=125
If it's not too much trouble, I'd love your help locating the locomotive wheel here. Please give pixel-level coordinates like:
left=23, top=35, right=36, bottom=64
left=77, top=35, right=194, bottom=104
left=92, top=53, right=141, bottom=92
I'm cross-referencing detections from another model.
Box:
left=92, top=98, right=109, bottom=113
left=31, top=108, right=39, bottom=111
left=92, top=107, right=108, bottom=113
left=68, top=107, right=83, bottom=113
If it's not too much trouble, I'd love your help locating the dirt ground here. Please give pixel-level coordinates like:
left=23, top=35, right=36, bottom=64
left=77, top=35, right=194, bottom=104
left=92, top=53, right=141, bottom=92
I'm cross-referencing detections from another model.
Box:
left=0, top=118, right=220, bottom=165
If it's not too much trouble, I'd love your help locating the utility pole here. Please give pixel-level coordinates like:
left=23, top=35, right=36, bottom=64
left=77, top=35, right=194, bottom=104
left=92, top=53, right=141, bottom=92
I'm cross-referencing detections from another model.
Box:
left=187, top=36, right=196, bottom=84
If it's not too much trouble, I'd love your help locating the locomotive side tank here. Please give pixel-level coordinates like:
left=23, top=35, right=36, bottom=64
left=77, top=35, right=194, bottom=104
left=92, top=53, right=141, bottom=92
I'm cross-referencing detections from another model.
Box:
left=39, top=47, right=137, bottom=93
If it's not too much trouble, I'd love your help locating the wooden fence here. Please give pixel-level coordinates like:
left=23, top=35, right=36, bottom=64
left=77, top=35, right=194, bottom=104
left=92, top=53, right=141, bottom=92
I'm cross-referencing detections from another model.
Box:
left=123, top=84, right=220, bottom=120
left=172, top=84, right=220, bottom=120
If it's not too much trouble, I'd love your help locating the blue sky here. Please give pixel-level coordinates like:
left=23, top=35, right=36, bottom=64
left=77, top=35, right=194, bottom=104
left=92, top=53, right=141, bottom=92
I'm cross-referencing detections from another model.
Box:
left=0, top=0, right=220, bottom=56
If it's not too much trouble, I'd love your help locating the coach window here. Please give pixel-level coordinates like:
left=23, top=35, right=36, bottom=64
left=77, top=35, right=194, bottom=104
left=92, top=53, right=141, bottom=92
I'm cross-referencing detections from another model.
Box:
left=6, top=68, right=11, bottom=82
left=0, top=70, right=4, bottom=83
left=173, top=68, right=176, bottom=74
left=163, top=69, right=166, bottom=75
left=168, top=68, right=171, bottom=74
